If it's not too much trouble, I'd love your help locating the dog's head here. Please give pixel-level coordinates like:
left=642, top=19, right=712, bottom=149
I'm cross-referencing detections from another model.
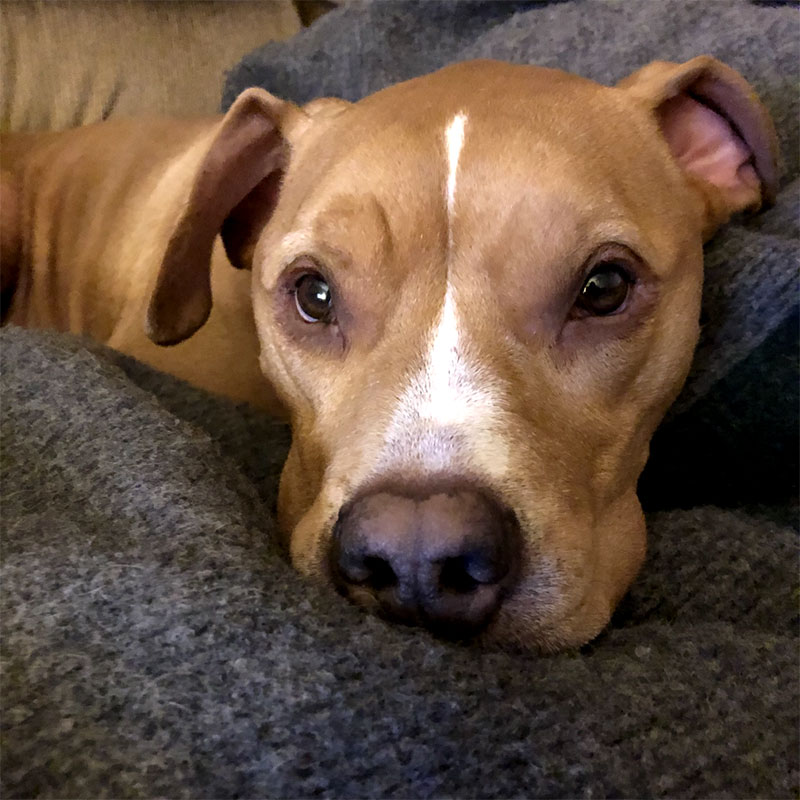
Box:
left=147, top=58, right=778, bottom=651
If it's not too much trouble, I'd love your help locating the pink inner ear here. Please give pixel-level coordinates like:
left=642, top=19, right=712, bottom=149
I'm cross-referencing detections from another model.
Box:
left=659, top=94, right=761, bottom=210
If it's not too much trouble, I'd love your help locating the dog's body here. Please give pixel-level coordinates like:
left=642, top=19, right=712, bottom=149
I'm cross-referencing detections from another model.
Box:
left=2, top=119, right=281, bottom=412
left=1, top=58, right=778, bottom=651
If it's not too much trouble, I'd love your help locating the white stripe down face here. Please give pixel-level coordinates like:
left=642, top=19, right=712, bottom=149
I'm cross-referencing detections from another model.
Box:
left=377, top=113, right=512, bottom=482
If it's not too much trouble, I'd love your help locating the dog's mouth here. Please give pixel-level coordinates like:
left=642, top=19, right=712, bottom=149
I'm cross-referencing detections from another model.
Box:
left=330, top=560, right=519, bottom=642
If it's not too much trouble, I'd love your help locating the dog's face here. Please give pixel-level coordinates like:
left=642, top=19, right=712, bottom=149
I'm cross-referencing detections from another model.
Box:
left=148, top=58, right=778, bottom=651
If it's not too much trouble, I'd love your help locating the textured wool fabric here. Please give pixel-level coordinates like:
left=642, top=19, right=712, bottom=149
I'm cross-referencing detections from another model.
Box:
left=2, top=1, right=799, bottom=798
left=1, top=327, right=797, bottom=798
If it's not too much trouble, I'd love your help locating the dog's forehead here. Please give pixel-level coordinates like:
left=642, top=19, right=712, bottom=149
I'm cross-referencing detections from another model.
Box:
left=340, top=61, right=639, bottom=165
left=293, top=61, right=663, bottom=228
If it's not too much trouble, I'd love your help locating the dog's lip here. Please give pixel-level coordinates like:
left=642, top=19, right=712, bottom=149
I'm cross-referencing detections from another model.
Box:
left=335, top=578, right=512, bottom=641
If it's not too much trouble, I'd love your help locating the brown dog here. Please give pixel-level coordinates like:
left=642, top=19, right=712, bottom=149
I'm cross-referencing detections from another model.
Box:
left=1, top=57, right=778, bottom=651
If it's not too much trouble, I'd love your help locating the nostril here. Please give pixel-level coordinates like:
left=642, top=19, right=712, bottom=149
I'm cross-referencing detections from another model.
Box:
left=438, top=543, right=510, bottom=594
left=335, top=544, right=398, bottom=591
left=362, top=556, right=397, bottom=591
left=439, top=557, right=479, bottom=594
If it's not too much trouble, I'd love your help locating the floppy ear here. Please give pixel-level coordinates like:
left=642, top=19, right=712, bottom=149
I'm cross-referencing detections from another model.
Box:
left=618, top=55, right=780, bottom=240
left=146, top=87, right=296, bottom=346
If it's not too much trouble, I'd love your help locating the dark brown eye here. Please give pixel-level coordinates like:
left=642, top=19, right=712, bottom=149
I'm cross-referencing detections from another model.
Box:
left=576, top=263, right=632, bottom=316
left=294, top=273, right=334, bottom=323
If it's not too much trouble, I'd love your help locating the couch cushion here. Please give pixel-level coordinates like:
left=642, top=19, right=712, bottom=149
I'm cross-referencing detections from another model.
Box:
left=1, top=0, right=301, bottom=132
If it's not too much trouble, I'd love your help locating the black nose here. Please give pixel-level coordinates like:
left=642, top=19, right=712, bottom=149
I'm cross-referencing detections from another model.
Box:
left=329, top=486, right=520, bottom=638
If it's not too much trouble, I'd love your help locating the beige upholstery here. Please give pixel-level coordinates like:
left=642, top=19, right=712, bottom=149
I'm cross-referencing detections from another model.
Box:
left=0, top=0, right=302, bottom=132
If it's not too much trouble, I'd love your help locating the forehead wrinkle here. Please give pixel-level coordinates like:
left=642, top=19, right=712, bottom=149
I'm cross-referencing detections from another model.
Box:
left=312, top=193, right=394, bottom=268
left=454, top=126, right=662, bottom=267
left=266, top=194, right=395, bottom=290
left=260, top=228, right=315, bottom=291
left=453, top=167, right=658, bottom=304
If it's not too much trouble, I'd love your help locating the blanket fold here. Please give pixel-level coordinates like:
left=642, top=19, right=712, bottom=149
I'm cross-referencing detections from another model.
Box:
left=1, top=327, right=797, bottom=798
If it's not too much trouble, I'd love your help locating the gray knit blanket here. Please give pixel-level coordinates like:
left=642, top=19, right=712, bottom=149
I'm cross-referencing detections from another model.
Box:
left=2, top=1, right=798, bottom=797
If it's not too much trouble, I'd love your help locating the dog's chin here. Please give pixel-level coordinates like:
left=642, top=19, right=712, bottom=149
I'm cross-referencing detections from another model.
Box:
left=334, top=590, right=614, bottom=655
left=477, top=593, right=615, bottom=654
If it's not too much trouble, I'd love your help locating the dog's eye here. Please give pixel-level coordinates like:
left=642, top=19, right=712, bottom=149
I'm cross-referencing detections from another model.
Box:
left=575, top=262, right=632, bottom=316
left=294, top=273, right=334, bottom=323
